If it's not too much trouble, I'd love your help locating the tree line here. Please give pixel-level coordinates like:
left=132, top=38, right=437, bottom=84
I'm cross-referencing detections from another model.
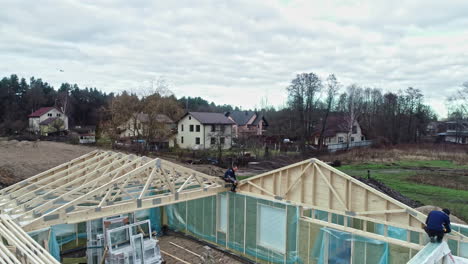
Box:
left=2, top=73, right=466, bottom=150
left=0, top=74, right=113, bottom=135
left=266, top=72, right=440, bottom=151
left=0, top=74, right=241, bottom=138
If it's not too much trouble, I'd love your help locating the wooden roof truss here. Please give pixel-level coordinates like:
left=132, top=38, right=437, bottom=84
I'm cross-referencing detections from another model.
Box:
left=0, top=150, right=227, bottom=232
left=238, top=158, right=467, bottom=249
left=0, top=215, right=60, bottom=264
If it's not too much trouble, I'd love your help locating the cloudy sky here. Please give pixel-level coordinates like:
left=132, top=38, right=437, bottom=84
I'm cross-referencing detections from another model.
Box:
left=1, top=0, right=468, bottom=117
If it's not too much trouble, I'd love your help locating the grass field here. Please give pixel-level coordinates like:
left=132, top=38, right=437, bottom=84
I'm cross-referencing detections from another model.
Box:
left=339, top=159, right=468, bottom=222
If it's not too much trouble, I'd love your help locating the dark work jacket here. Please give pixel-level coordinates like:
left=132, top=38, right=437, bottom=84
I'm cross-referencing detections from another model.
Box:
left=426, top=211, right=451, bottom=233
left=224, top=168, right=237, bottom=181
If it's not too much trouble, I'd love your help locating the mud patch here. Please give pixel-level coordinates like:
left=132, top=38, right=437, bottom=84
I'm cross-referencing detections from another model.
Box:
left=408, top=170, right=468, bottom=191
left=0, top=167, right=17, bottom=188
left=158, top=231, right=247, bottom=264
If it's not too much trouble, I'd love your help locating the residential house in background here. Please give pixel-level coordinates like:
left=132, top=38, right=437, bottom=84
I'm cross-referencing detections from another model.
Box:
left=176, top=112, right=235, bottom=150
left=119, top=113, right=176, bottom=149
left=28, top=107, right=68, bottom=136
left=312, top=115, right=365, bottom=146
left=225, top=111, right=268, bottom=137
left=431, top=121, right=468, bottom=144
left=70, top=126, right=96, bottom=144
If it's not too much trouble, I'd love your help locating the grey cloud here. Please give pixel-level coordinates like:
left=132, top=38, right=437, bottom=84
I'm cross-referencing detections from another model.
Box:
left=1, top=0, right=468, bottom=116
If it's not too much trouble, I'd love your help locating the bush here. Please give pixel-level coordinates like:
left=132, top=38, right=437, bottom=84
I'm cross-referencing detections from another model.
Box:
left=96, top=136, right=112, bottom=147
left=68, top=135, right=79, bottom=145
left=331, top=160, right=342, bottom=167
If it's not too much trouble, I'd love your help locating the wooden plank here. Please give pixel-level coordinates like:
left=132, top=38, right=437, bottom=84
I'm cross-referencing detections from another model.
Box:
left=246, top=182, right=276, bottom=197
left=301, top=216, right=423, bottom=251
left=284, top=163, right=311, bottom=197
left=160, top=250, right=191, bottom=264
left=355, top=209, right=407, bottom=216
left=314, top=164, right=348, bottom=210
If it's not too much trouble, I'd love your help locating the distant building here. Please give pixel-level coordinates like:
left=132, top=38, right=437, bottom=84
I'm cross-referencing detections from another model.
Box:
left=70, top=126, right=96, bottom=144
left=432, top=121, right=468, bottom=144
left=312, top=115, right=365, bottom=146
left=225, top=111, right=268, bottom=137
left=119, top=113, right=176, bottom=149
left=28, top=107, right=68, bottom=136
left=176, top=112, right=235, bottom=150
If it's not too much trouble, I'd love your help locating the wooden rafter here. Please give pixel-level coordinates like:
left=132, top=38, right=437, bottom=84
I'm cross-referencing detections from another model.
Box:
left=239, top=158, right=468, bottom=246
left=0, top=150, right=228, bottom=231
left=0, top=215, right=60, bottom=264
left=0, top=152, right=467, bottom=263
left=238, top=158, right=428, bottom=229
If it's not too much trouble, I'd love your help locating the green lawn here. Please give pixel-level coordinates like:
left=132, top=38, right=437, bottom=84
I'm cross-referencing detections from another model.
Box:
left=339, top=160, right=468, bottom=222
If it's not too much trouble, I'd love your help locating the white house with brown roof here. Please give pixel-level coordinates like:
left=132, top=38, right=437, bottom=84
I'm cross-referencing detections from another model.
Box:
left=28, top=107, right=68, bottom=136
left=312, top=115, right=365, bottom=146
left=176, top=112, right=235, bottom=150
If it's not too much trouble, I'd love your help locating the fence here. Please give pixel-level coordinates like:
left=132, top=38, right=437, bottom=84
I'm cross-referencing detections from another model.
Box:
left=327, top=140, right=373, bottom=152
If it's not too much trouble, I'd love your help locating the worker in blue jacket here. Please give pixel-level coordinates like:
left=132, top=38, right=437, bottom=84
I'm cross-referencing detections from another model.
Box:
left=223, top=166, right=238, bottom=192
left=424, top=208, right=451, bottom=243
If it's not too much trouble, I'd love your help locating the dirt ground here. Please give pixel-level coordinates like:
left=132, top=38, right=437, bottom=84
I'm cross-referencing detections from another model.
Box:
left=0, top=140, right=95, bottom=186
left=158, top=233, right=246, bottom=264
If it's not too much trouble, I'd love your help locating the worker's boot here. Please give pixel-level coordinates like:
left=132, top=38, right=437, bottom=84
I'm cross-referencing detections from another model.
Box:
left=430, top=236, right=436, bottom=243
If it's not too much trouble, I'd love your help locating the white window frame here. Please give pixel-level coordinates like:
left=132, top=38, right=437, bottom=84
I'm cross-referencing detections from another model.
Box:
left=217, top=194, right=228, bottom=233
left=256, top=204, right=286, bottom=253
left=131, top=234, right=144, bottom=264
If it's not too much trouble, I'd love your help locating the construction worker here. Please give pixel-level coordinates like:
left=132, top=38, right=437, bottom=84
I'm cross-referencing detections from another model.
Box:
left=223, top=166, right=238, bottom=192
left=424, top=208, right=451, bottom=243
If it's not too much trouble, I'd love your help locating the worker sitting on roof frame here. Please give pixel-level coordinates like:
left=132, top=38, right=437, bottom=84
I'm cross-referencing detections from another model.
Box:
left=424, top=208, right=451, bottom=243
left=223, top=166, right=238, bottom=192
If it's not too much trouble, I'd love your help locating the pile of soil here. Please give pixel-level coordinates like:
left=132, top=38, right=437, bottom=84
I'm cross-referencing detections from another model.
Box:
left=416, top=205, right=466, bottom=225
left=356, top=176, right=424, bottom=208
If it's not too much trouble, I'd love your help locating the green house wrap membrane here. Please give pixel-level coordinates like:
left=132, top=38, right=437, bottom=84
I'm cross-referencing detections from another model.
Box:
left=25, top=191, right=468, bottom=264
left=311, top=228, right=389, bottom=264
left=166, top=192, right=299, bottom=263
left=166, top=192, right=424, bottom=264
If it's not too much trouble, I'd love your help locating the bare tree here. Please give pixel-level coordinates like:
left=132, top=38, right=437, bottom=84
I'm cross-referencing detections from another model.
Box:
left=448, top=81, right=468, bottom=118
left=142, top=92, right=183, bottom=151
left=344, top=84, right=364, bottom=148
left=108, top=91, right=141, bottom=147
left=286, top=73, right=322, bottom=152
left=318, top=74, right=340, bottom=149
left=404, top=87, right=423, bottom=142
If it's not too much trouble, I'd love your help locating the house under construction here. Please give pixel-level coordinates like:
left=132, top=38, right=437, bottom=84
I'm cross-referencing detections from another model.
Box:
left=0, top=150, right=467, bottom=263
